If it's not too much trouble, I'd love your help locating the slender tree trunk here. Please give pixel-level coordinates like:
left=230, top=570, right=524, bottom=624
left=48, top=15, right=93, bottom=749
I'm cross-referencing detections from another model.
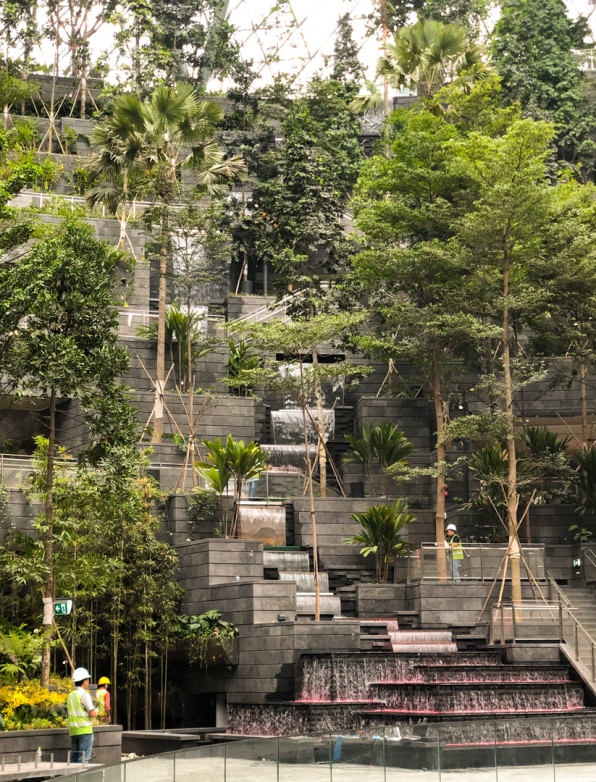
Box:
left=301, top=363, right=320, bottom=621
left=581, top=362, right=588, bottom=444
left=41, top=388, right=57, bottom=688
left=312, top=347, right=327, bottom=497
left=380, top=0, right=390, bottom=117
left=432, top=344, right=448, bottom=580
left=144, top=636, right=150, bottom=729
left=153, top=214, right=168, bottom=443
left=502, top=248, right=522, bottom=605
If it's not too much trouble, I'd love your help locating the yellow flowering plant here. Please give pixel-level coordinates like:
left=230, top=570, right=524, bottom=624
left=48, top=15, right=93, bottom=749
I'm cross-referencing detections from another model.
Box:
left=0, top=677, right=69, bottom=730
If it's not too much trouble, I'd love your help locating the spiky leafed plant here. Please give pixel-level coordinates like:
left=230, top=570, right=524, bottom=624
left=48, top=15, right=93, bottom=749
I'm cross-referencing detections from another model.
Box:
left=197, top=436, right=268, bottom=538
left=523, top=425, right=572, bottom=498
left=347, top=500, right=416, bottom=583
left=227, top=339, right=261, bottom=397
left=570, top=445, right=596, bottom=516
left=378, top=18, right=484, bottom=99
left=137, top=304, right=216, bottom=389
left=344, top=423, right=413, bottom=495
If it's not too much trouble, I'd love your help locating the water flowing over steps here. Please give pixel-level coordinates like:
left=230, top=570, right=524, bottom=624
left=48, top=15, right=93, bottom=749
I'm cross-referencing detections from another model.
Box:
left=297, top=650, right=581, bottom=711
left=359, top=619, right=458, bottom=653
left=227, top=649, right=590, bottom=738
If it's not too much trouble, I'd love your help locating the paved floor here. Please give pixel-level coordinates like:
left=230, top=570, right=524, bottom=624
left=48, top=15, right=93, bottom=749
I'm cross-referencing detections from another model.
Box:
left=4, top=756, right=596, bottom=782
left=0, top=762, right=100, bottom=782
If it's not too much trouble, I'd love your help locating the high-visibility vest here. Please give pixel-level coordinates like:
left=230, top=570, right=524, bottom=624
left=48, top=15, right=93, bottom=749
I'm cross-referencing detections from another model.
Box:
left=450, top=533, right=464, bottom=561
left=67, top=688, right=93, bottom=736
left=96, top=688, right=108, bottom=717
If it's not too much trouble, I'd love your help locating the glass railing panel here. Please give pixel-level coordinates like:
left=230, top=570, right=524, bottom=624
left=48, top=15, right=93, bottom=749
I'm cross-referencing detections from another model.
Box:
left=62, top=766, right=125, bottom=782
left=121, top=753, right=175, bottom=782
left=411, top=544, right=546, bottom=582
left=172, top=743, right=227, bottom=782
left=277, top=735, right=323, bottom=782
left=436, top=719, right=497, bottom=780
left=494, top=717, right=554, bottom=782
left=552, top=714, right=596, bottom=777
left=223, top=737, right=281, bottom=782
left=328, top=730, right=384, bottom=782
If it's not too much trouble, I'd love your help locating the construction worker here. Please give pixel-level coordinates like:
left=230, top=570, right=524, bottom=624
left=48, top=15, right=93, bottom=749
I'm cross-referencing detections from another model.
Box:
left=96, top=677, right=111, bottom=724
left=66, top=667, right=97, bottom=763
left=445, top=523, right=464, bottom=582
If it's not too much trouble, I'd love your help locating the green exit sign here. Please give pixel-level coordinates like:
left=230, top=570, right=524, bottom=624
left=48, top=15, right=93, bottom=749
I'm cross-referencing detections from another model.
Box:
left=54, top=600, right=73, bottom=616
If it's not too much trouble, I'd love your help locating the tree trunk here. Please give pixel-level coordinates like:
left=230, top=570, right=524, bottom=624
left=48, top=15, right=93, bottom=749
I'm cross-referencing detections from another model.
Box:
left=502, top=249, right=522, bottom=605
left=432, top=343, right=448, bottom=580
left=41, top=388, right=57, bottom=689
left=312, top=347, right=327, bottom=497
left=301, top=364, right=320, bottom=621
left=581, top=362, right=588, bottom=444
left=153, top=216, right=168, bottom=443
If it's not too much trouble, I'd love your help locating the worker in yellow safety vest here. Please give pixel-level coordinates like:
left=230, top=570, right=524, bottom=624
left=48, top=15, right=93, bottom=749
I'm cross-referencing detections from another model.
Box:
left=445, top=523, right=464, bottom=582
left=96, top=677, right=111, bottom=724
left=66, top=667, right=98, bottom=763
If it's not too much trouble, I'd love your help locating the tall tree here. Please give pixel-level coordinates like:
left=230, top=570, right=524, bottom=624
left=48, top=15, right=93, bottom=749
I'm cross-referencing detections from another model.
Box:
left=491, top=0, right=596, bottom=176
left=351, top=103, right=497, bottom=565
left=454, top=119, right=596, bottom=602
left=1, top=217, right=136, bottom=687
left=419, top=0, right=492, bottom=35
left=230, top=312, right=369, bottom=617
left=108, top=0, right=238, bottom=91
left=87, top=83, right=245, bottom=442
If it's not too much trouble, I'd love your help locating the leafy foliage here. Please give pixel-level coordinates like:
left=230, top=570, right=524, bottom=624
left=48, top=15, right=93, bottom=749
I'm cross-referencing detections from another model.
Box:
left=491, top=0, right=596, bottom=175
left=344, top=423, right=413, bottom=495
left=197, top=436, right=268, bottom=538
left=172, top=609, right=237, bottom=669
left=0, top=623, right=43, bottom=680
left=378, top=18, right=486, bottom=99
left=347, top=500, right=416, bottom=583
left=227, top=339, right=261, bottom=397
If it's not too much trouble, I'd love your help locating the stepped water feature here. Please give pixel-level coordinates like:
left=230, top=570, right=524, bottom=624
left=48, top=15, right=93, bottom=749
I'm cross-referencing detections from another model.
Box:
left=226, top=642, right=591, bottom=738
left=263, top=409, right=335, bottom=471
left=263, top=548, right=342, bottom=619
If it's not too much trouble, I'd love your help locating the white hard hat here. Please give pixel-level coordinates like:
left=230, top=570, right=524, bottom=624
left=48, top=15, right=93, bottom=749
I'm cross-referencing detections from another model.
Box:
left=72, top=667, right=91, bottom=682
left=446, top=523, right=457, bottom=532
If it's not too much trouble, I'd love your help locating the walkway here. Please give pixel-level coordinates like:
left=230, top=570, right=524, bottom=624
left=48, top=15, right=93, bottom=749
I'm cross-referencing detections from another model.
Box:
left=0, top=761, right=100, bottom=782
left=38, top=755, right=596, bottom=782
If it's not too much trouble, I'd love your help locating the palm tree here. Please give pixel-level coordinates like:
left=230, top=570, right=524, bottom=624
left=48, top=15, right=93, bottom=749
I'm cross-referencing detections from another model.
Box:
left=197, top=436, right=268, bottom=538
left=348, top=500, right=416, bottom=583
left=87, top=84, right=246, bottom=442
left=137, top=304, right=216, bottom=390
left=344, top=423, right=413, bottom=495
left=378, top=19, right=484, bottom=99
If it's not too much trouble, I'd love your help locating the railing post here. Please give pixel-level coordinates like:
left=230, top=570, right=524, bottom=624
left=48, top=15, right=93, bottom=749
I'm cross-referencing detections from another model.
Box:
left=575, top=622, right=580, bottom=659
left=592, top=642, right=596, bottom=682
left=559, top=603, right=563, bottom=643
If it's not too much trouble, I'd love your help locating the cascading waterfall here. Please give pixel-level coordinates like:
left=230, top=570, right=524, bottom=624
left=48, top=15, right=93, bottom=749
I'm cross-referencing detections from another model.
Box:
left=228, top=650, right=593, bottom=740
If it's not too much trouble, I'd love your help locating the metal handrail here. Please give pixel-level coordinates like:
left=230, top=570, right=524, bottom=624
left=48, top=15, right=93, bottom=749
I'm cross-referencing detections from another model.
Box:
left=583, top=548, right=596, bottom=584
left=547, top=571, right=596, bottom=684
left=228, top=289, right=306, bottom=327
left=546, top=572, right=573, bottom=608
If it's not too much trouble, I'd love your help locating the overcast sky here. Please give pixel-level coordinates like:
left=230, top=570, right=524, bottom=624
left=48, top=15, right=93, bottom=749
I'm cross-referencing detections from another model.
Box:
left=221, top=0, right=596, bottom=88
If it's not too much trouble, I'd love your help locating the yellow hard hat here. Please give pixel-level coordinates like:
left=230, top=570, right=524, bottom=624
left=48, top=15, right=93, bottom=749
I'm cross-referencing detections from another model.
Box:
left=98, top=676, right=111, bottom=685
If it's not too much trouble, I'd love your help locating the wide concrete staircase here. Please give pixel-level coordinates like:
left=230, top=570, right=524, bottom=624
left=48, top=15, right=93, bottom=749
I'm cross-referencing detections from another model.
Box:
left=560, top=585, right=596, bottom=636
left=557, top=584, right=596, bottom=692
